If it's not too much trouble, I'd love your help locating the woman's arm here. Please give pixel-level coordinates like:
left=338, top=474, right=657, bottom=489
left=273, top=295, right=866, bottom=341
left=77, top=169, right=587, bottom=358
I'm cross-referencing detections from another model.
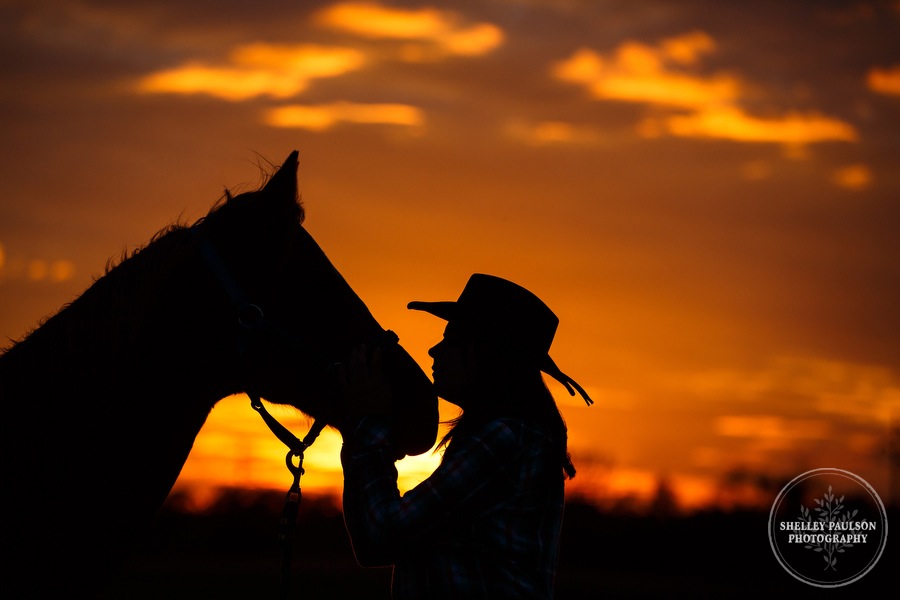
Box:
left=341, top=415, right=522, bottom=566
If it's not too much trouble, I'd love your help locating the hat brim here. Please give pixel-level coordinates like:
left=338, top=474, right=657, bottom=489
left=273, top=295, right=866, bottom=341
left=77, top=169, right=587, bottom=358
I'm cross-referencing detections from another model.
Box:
left=407, top=300, right=457, bottom=321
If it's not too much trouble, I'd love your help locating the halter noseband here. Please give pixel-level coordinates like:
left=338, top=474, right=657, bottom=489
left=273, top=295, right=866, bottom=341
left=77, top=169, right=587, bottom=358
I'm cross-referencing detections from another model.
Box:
left=196, top=230, right=399, bottom=397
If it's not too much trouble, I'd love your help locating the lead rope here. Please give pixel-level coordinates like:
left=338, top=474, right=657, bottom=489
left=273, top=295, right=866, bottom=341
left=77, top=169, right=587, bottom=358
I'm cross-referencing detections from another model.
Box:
left=250, top=394, right=327, bottom=600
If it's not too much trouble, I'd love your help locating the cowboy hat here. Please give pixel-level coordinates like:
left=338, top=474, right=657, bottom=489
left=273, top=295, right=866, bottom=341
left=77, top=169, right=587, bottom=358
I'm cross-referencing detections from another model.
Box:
left=408, top=274, right=593, bottom=405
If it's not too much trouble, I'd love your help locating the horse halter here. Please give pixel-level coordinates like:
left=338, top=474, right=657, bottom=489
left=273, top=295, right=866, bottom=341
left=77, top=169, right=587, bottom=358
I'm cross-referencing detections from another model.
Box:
left=195, top=230, right=399, bottom=598
left=195, top=228, right=400, bottom=402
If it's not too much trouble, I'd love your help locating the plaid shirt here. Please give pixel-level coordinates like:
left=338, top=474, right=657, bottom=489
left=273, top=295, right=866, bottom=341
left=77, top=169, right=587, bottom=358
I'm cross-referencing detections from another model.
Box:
left=341, top=415, right=566, bottom=599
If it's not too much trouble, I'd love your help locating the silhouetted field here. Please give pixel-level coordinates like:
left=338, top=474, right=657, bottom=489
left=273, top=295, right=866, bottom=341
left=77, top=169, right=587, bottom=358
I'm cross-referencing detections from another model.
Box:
left=100, top=489, right=895, bottom=599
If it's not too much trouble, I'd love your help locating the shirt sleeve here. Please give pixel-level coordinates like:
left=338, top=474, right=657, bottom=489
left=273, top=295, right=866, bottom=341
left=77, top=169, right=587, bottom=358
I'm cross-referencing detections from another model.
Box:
left=340, top=415, right=523, bottom=567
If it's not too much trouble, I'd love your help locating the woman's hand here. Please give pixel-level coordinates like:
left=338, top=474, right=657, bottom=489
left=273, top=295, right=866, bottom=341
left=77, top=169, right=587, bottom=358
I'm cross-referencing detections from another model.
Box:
left=334, top=344, right=393, bottom=435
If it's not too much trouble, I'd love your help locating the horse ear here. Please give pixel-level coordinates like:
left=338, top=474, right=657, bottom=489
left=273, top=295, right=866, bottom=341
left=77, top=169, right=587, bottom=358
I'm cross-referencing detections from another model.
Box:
left=263, top=150, right=300, bottom=205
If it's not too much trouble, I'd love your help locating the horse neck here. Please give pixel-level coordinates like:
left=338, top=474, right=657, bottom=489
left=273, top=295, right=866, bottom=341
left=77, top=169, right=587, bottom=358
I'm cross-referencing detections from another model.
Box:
left=0, top=229, right=236, bottom=517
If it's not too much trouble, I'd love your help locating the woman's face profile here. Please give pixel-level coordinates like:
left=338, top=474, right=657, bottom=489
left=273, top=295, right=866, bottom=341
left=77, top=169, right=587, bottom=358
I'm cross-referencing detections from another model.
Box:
left=428, top=330, right=476, bottom=408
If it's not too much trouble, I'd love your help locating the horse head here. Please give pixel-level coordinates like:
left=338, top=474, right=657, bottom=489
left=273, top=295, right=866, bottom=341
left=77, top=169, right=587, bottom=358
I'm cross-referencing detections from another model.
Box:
left=0, top=150, right=439, bottom=595
left=195, top=150, right=438, bottom=458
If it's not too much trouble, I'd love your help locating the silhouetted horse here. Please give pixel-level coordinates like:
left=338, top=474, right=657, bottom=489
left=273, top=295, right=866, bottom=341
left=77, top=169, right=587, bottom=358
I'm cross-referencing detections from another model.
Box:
left=0, top=151, right=439, bottom=595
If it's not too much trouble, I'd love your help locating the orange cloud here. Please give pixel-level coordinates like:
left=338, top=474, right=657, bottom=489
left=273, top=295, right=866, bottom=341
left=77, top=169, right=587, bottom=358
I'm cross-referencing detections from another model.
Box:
left=584, top=466, right=660, bottom=503
left=741, top=159, right=772, bottom=181
left=554, top=33, right=739, bottom=109
left=660, top=30, right=716, bottom=65
left=265, top=102, right=424, bottom=131
left=714, top=415, right=831, bottom=441
left=867, top=64, right=900, bottom=96
left=831, top=163, right=873, bottom=190
left=669, top=356, right=898, bottom=430
left=554, top=32, right=858, bottom=146
left=663, top=106, right=859, bottom=144
left=315, top=1, right=503, bottom=57
left=504, top=119, right=601, bottom=146
left=137, top=44, right=365, bottom=101
left=0, top=244, right=75, bottom=283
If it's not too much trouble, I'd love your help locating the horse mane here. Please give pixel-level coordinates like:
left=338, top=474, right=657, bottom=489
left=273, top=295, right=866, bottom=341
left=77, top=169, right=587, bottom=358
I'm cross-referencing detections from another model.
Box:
left=2, top=165, right=305, bottom=357
left=0, top=223, right=197, bottom=361
left=104, top=153, right=307, bottom=276
left=103, top=221, right=190, bottom=276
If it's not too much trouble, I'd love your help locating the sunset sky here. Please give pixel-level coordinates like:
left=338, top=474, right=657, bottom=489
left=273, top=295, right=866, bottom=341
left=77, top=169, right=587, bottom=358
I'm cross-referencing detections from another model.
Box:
left=2, top=0, right=899, bottom=512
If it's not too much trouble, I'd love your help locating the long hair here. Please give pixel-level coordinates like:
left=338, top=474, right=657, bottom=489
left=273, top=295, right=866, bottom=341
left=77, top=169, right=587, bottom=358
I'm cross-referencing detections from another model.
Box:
left=437, top=344, right=576, bottom=480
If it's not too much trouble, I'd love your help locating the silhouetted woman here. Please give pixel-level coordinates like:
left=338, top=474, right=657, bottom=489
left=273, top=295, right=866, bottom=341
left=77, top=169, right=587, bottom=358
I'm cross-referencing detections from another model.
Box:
left=336, top=274, right=592, bottom=599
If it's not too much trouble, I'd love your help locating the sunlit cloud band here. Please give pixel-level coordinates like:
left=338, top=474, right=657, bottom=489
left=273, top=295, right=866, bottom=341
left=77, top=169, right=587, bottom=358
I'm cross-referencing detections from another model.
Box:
left=315, top=1, right=503, bottom=56
left=662, top=107, right=859, bottom=144
left=867, top=64, right=900, bottom=96
left=554, top=31, right=858, bottom=147
left=265, top=102, right=424, bottom=131
left=137, top=44, right=366, bottom=101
